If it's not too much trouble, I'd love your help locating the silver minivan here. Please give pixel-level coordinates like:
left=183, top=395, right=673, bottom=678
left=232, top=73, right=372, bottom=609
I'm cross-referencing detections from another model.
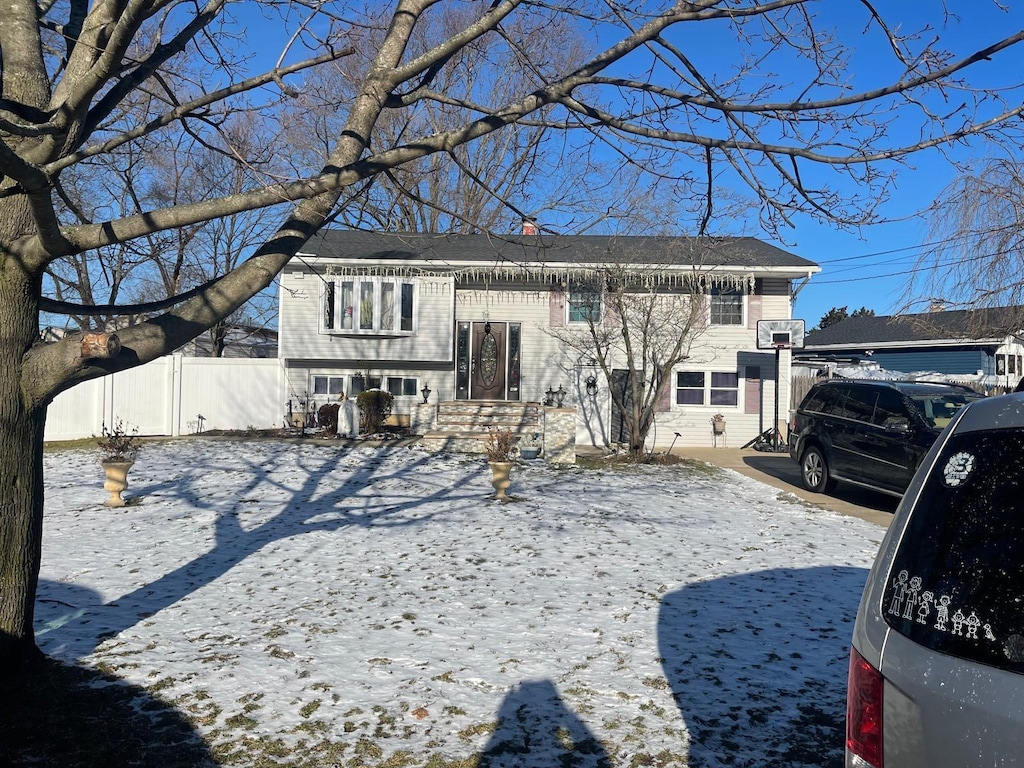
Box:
left=848, top=393, right=1024, bottom=767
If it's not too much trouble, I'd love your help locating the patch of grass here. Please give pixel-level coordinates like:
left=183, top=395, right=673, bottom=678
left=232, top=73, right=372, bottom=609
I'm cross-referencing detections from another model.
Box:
left=300, top=700, right=322, bottom=718
left=224, top=713, right=259, bottom=730
left=458, top=721, right=498, bottom=740
left=575, top=452, right=725, bottom=478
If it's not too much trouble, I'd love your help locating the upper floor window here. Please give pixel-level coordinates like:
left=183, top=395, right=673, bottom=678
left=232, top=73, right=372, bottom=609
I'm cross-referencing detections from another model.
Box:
left=568, top=288, right=602, bottom=324
left=322, top=277, right=416, bottom=334
left=710, top=288, right=743, bottom=325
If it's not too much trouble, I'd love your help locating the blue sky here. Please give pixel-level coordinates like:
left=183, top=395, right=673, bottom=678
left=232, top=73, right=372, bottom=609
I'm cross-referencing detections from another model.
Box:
left=760, top=3, right=1024, bottom=329
left=237, top=3, right=1024, bottom=330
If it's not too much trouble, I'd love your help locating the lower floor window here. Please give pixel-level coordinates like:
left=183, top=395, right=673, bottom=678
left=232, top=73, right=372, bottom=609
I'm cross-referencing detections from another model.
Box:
left=387, top=377, right=419, bottom=397
left=997, top=354, right=1022, bottom=376
left=312, top=373, right=425, bottom=399
left=676, top=370, right=739, bottom=406
left=311, top=375, right=345, bottom=397
left=349, top=374, right=382, bottom=396
left=676, top=372, right=705, bottom=405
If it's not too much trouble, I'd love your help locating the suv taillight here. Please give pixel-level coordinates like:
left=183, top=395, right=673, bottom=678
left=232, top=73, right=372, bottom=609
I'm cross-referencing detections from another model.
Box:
left=847, top=647, right=883, bottom=768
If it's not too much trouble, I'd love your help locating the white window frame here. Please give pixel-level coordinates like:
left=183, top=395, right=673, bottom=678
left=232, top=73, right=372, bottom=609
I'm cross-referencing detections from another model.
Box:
left=310, top=375, right=346, bottom=397
left=321, top=277, right=418, bottom=335
left=709, top=289, right=744, bottom=326
left=674, top=370, right=740, bottom=408
left=567, top=287, right=603, bottom=325
left=310, top=373, right=392, bottom=400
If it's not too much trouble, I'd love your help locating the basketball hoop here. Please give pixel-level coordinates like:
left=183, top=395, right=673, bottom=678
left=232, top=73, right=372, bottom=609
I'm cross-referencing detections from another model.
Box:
left=758, top=321, right=804, bottom=351
left=755, top=319, right=806, bottom=452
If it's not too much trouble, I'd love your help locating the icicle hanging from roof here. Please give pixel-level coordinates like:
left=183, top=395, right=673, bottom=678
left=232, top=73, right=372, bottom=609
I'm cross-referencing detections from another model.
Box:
left=323, top=265, right=754, bottom=290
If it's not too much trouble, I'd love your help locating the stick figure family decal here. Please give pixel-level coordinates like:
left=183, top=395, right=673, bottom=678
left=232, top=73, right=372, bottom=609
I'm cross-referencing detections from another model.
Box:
left=888, top=570, right=997, bottom=642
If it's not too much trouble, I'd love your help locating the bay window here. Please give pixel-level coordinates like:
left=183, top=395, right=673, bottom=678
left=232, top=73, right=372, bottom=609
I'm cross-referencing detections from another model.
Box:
left=322, top=277, right=417, bottom=334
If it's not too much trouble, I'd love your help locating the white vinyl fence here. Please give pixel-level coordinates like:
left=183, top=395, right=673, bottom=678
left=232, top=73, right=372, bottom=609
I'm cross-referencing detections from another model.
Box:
left=44, top=355, right=284, bottom=442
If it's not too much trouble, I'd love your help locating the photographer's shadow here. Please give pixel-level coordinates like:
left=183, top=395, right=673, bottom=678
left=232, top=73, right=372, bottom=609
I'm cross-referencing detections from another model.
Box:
left=479, top=679, right=610, bottom=768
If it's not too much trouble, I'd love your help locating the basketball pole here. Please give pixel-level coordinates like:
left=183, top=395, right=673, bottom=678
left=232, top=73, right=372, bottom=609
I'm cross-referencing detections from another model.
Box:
left=774, top=345, right=781, bottom=451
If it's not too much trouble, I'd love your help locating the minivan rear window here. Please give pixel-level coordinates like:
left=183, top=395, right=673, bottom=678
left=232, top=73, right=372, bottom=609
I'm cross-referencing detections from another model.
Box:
left=884, top=427, right=1024, bottom=675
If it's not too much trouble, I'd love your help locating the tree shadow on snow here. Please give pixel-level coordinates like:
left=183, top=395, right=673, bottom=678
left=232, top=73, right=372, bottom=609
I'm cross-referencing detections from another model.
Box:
left=478, top=679, right=610, bottom=768
left=1, top=619, right=218, bottom=767
left=658, top=566, right=869, bottom=768
left=39, top=443, right=482, bottom=661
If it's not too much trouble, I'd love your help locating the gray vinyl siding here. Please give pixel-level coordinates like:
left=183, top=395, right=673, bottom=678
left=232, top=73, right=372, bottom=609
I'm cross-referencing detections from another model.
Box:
left=278, top=268, right=454, bottom=362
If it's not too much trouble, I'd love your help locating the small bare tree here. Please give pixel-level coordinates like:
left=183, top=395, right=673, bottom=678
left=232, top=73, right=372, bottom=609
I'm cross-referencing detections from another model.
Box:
left=546, top=253, right=715, bottom=459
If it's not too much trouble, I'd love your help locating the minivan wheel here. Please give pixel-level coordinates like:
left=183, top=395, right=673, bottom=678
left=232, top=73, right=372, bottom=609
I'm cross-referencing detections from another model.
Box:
left=801, top=446, right=836, bottom=493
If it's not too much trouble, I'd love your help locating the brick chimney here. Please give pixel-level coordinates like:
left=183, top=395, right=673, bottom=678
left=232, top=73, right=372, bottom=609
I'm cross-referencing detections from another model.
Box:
left=521, top=217, right=538, bottom=235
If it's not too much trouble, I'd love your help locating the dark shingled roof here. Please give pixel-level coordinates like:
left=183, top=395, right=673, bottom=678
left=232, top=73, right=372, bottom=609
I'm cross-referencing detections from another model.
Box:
left=303, top=230, right=818, bottom=270
left=804, top=306, right=1024, bottom=347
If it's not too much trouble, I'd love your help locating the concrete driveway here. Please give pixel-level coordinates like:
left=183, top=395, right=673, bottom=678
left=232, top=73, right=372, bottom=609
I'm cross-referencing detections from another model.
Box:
left=679, top=447, right=897, bottom=528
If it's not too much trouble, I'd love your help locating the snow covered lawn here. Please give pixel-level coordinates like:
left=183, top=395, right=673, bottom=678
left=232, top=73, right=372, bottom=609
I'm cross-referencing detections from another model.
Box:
left=36, top=440, right=884, bottom=767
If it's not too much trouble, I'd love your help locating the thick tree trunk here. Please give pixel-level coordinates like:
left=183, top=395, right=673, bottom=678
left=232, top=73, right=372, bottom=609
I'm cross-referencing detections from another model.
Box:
left=0, top=259, right=47, bottom=668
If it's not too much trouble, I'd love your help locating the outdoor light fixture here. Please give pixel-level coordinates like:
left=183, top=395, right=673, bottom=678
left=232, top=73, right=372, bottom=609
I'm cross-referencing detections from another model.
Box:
left=421, top=384, right=431, bottom=404
left=544, top=387, right=555, bottom=406
left=585, top=375, right=598, bottom=397
left=555, top=385, right=566, bottom=407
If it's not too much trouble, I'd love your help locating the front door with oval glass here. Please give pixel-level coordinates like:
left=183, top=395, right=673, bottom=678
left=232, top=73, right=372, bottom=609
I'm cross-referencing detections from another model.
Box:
left=456, top=321, right=522, bottom=401
left=471, top=322, right=506, bottom=400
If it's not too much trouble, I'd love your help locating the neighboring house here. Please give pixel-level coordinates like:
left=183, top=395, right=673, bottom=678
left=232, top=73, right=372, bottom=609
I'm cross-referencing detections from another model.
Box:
left=800, top=307, right=1024, bottom=388
left=277, top=229, right=819, bottom=449
left=177, top=323, right=279, bottom=358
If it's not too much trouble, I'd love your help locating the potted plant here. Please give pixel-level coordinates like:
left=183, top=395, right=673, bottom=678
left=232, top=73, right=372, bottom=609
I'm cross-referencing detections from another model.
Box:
left=518, top=432, right=542, bottom=460
left=711, top=413, right=727, bottom=434
left=98, top=420, right=141, bottom=507
left=485, top=428, right=515, bottom=501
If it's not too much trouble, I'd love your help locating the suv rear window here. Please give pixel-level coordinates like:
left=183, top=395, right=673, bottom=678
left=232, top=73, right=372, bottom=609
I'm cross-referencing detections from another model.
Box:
left=883, top=428, right=1024, bottom=675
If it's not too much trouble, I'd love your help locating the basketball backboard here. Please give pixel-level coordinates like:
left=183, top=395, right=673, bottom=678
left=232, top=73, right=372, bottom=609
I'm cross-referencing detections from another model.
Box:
left=756, top=319, right=805, bottom=350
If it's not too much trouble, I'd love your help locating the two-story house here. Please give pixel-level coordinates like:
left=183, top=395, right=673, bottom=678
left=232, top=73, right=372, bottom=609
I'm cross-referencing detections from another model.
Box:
left=277, top=229, right=819, bottom=450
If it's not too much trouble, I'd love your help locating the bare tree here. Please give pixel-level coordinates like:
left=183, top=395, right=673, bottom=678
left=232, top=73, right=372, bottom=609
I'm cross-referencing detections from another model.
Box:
left=45, top=113, right=283, bottom=352
left=910, top=156, right=1024, bottom=334
left=279, top=6, right=591, bottom=233
left=546, top=255, right=711, bottom=459
left=3, top=1, right=1024, bottom=671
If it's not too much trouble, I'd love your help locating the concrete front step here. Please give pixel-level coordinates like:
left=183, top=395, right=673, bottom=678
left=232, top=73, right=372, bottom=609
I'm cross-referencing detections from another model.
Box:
left=435, top=402, right=542, bottom=432
left=420, top=429, right=537, bottom=455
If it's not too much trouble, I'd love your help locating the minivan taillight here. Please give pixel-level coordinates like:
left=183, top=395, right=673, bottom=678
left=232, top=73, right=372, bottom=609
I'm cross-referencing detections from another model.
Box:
left=847, top=647, right=883, bottom=768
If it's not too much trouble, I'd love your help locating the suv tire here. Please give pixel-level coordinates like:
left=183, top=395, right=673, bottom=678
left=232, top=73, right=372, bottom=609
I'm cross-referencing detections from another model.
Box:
left=801, top=446, right=836, bottom=493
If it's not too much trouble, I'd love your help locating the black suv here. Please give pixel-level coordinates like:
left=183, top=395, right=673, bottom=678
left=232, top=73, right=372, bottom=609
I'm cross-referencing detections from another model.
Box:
left=788, top=379, right=983, bottom=497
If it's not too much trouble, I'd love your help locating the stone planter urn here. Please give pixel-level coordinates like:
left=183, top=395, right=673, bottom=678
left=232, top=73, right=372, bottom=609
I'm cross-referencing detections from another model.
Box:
left=519, top=446, right=541, bottom=461
left=101, top=460, right=134, bottom=507
left=488, top=461, right=513, bottom=501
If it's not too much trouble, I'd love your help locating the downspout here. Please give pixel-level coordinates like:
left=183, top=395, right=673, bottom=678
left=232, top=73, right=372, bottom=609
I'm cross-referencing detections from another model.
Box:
left=791, top=271, right=815, bottom=304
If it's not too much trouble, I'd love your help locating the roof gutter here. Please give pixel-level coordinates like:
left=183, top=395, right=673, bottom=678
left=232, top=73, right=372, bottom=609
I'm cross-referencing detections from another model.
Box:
left=804, top=338, right=1006, bottom=351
